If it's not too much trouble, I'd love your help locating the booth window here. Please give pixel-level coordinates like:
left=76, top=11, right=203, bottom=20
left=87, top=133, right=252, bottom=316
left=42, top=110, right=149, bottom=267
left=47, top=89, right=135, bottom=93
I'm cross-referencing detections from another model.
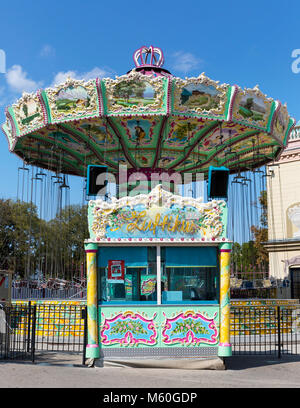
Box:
left=98, top=246, right=157, bottom=304
left=161, top=246, right=219, bottom=303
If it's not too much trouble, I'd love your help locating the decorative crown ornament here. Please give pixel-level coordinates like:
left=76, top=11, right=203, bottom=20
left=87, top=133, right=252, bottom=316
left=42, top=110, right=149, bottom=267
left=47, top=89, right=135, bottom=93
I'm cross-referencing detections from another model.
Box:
left=133, top=45, right=165, bottom=68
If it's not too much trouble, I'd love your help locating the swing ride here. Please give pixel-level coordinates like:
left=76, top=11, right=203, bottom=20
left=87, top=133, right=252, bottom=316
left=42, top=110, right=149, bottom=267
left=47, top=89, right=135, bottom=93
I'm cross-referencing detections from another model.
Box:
left=1, top=46, right=295, bottom=364
left=2, top=46, right=294, bottom=178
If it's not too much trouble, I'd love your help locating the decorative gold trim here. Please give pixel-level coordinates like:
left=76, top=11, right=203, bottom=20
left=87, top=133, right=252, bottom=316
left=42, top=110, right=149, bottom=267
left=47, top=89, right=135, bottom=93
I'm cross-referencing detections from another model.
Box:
left=89, top=184, right=226, bottom=239
left=273, top=103, right=290, bottom=142
left=46, top=77, right=98, bottom=122
left=173, top=73, right=229, bottom=116
left=104, top=71, right=165, bottom=113
left=12, top=92, right=44, bottom=135
left=232, top=85, right=273, bottom=128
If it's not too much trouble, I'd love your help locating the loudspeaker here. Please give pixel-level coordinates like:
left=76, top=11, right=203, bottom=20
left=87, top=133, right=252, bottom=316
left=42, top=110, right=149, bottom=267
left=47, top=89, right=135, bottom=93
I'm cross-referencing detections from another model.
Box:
left=87, top=165, right=108, bottom=196
left=207, top=166, right=229, bottom=199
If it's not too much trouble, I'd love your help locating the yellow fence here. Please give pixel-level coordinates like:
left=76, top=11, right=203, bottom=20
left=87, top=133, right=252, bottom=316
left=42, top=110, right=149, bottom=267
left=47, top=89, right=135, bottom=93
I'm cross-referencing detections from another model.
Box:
left=13, top=300, right=86, bottom=337
left=12, top=299, right=300, bottom=338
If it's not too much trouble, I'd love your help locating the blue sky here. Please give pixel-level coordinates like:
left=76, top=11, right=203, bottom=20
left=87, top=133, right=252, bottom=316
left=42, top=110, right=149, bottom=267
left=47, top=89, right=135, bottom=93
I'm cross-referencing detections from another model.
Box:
left=1, top=0, right=300, bottom=207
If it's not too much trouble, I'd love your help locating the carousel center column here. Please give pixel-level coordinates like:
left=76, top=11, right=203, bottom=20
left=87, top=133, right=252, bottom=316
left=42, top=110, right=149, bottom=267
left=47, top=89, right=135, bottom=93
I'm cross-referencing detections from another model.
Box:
left=218, top=242, right=232, bottom=357
left=85, top=242, right=100, bottom=359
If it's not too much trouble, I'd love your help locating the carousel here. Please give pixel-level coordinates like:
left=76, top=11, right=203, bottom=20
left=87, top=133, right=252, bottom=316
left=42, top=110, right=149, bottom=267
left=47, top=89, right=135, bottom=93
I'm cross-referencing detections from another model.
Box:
left=1, top=45, right=295, bottom=367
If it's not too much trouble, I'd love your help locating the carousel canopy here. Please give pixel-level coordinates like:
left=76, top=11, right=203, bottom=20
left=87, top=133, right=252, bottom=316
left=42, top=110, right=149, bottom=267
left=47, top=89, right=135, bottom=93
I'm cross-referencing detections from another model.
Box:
left=1, top=46, right=295, bottom=179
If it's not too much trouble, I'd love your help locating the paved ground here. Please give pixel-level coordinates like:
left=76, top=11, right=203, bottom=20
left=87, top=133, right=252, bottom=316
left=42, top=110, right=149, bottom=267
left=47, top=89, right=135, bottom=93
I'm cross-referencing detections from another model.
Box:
left=0, top=352, right=300, bottom=389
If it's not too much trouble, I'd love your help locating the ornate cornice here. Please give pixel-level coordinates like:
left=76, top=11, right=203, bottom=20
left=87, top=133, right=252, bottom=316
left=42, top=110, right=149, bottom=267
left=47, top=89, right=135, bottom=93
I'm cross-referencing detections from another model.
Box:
left=264, top=239, right=300, bottom=252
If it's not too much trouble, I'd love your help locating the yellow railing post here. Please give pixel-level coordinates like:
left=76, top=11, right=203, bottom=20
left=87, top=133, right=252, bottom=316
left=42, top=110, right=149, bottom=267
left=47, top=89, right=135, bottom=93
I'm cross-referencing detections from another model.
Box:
left=218, top=242, right=232, bottom=357
left=85, top=243, right=100, bottom=359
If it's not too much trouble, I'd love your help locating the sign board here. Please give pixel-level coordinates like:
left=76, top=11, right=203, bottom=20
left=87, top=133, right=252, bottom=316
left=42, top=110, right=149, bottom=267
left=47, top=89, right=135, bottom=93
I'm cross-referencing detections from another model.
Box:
left=88, top=184, right=227, bottom=240
left=107, top=260, right=125, bottom=283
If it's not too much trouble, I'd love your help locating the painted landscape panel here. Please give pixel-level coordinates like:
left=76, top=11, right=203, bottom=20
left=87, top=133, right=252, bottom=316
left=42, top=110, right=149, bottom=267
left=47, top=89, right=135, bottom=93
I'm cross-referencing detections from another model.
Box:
left=55, top=86, right=90, bottom=111
left=112, top=80, right=156, bottom=108
left=238, top=94, right=267, bottom=122
left=180, top=83, right=221, bottom=111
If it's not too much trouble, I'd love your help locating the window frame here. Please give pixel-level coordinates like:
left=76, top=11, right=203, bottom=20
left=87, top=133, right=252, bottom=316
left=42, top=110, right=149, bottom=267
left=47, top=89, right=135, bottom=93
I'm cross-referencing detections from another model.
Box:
left=98, top=244, right=220, bottom=306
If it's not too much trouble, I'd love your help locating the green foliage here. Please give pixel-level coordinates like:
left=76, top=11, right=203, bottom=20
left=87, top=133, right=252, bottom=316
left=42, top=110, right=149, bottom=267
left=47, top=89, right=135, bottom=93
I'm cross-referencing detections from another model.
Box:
left=113, top=80, right=147, bottom=101
left=0, top=199, right=41, bottom=275
left=41, top=204, right=88, bottom=280
left=231, top=241, right=258, bottom=274
left=251, top=190, right=268, bottom=268
left=170, top=318, right=209, bottom=336
left=232, top=190, right=269, bottom=274
left=110, top=320, right=147, bottom=335
left=0, top=199, right=88, bottom=280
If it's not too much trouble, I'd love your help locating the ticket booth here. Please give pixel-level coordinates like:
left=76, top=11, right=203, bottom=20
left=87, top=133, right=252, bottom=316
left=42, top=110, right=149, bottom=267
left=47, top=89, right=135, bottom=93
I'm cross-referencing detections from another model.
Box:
left=84, top=185, right=232, bottom=366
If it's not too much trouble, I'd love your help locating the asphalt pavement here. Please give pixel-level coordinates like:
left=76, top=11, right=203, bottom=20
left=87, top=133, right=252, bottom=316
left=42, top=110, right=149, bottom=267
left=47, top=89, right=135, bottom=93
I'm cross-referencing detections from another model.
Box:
left=0, top=352, right=299, bottom=390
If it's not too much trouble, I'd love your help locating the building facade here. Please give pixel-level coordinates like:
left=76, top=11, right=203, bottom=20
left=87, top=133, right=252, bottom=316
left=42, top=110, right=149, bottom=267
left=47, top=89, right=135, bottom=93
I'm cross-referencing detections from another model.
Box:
left=265, top=121, right=300, bottom=298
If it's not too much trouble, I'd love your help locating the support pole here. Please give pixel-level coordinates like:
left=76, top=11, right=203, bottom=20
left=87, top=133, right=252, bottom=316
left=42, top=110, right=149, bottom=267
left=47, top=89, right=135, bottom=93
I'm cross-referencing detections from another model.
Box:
left=85, top=243, right=100, bottom=359
left=218, top=242, right=232, bottom=357
left=156, top=245, right=161, bottom=305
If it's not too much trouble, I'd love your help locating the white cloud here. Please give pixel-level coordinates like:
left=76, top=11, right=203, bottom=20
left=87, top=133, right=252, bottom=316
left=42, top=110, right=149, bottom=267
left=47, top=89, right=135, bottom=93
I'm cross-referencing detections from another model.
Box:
left=52, top=70, right=77, bottom=85
left=52, top=66, right=114, bottom=86
left=6, top=65, right=43, bottom=93
left=40, top=44, right=55, bottom=58
left=171, top=51, right=202, bottom=74
left=0, top=63, right=115, bottom=107
left=80, top=67, right=113, bottom=80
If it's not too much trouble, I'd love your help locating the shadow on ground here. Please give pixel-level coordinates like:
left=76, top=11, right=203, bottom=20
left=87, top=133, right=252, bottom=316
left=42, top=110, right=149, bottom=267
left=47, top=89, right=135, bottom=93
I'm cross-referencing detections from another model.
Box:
left=35, top=352, right=300, bottom=371
left=4, top=351, right=300, bottom=372
left=225, top=354, right=300, bottom=370
left=34, top=351, right=84, bottom=366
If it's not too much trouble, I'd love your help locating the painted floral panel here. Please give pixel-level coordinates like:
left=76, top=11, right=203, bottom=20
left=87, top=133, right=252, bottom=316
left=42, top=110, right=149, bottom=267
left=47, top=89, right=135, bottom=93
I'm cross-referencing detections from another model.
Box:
left=162, top=311, right=218, bottom=345
left=101, top=311, right=158, bottom=346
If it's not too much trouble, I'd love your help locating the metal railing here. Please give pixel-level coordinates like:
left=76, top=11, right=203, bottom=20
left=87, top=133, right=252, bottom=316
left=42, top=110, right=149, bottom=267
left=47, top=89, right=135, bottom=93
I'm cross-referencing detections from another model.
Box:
left=231, top=306, right=300, bottom=356
left=1, top=302, right=299, bottom=362
left=33, top=303, right=87, bottom=354
left=0, top=302, right=87, bottom=364
left=12, top=287, right=87, bottom=300
left=0, top=303, right=36, bottom=362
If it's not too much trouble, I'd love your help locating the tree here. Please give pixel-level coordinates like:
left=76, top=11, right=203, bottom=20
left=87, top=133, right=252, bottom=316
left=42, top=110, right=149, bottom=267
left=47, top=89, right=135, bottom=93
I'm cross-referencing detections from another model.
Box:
left=0, top=199, right=89, bottom=281
left=0, top=199, right=42, bottom=277
left=41, top=204, right=88, bottom=280
left=250, top=190, right=269, bottom=270
left=113, top=80, right=147, bottom=101
left=231, top=240, right=258, bottom=277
